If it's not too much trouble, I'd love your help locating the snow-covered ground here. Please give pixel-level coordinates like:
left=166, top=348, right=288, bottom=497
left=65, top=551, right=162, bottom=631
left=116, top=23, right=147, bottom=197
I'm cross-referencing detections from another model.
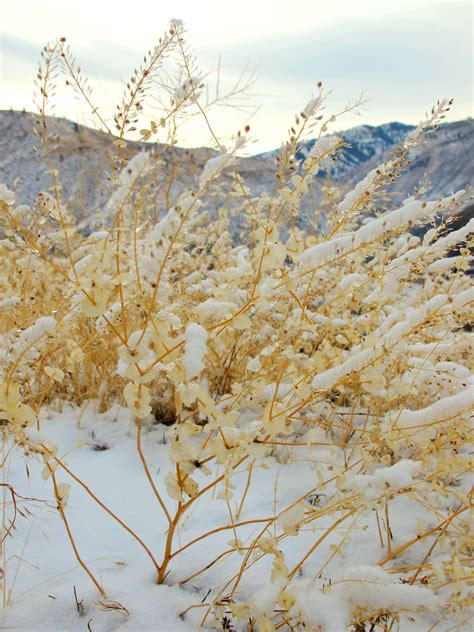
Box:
left=2, top=404, right=470, bottom=631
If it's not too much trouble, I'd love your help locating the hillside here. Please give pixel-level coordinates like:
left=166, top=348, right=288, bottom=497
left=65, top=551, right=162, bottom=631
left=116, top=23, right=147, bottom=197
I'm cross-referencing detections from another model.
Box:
left=1, top=110, right=472, bottom=228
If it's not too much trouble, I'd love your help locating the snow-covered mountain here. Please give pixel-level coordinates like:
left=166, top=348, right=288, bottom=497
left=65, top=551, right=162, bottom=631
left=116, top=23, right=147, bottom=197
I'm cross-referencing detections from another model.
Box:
left=257, top=120, right=473, bottom=199
left=1, top=111, right=472, bottom=225
left=259, top=121, right=415, bottom=178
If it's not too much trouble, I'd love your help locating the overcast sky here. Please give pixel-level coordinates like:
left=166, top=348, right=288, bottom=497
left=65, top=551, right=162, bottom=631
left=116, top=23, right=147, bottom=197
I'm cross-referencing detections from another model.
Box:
left=1, top=0, right=472, bottom=152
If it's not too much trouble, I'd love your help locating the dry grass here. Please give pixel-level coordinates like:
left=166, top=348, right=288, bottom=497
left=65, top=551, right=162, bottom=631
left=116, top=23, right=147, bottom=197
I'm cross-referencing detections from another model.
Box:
left=0, top=20, right=472, bottom=631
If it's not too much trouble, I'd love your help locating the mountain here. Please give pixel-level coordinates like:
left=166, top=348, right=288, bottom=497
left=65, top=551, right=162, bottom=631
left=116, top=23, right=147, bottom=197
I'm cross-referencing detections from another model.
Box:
left=0, top=110, right=472, bottom=227
left=0, top=110, right=215, bottom=223
left=257, top=120, right=474, bottom=199
left=258, top=121, right=415, bottom=177
left=339, top=120, right=473, bottom=199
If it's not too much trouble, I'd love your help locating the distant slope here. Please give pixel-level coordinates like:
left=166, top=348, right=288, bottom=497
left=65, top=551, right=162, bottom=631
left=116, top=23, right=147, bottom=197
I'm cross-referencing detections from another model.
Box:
left=1, top=111, right=472, bottom=226
left=0, top=110, right=215, bottom=222
left=259, top=121, right=415, bottom=179
left=258, top=120, right=474, bottom=199
left=340, top=120, right=474, bottom=199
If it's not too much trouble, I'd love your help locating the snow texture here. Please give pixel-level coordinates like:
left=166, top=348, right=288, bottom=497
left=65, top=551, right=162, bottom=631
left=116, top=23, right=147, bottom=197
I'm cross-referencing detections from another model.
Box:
left=183, top=322, right=208, bottom=378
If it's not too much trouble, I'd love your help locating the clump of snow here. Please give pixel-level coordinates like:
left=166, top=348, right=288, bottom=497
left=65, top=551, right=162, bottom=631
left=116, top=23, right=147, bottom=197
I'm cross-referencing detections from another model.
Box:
left=389, top=386, right=474, bottom=431
left=195, top=299, right=238, bottom=320
left=199, top=153, right=234, bottom=186
left=338, top=163, right=392, bottom=214
left=106, top=152, right=152, bottom=214
left=11, top=316, right=56, bottom=357
left=25, top=427, right=46, bottom=445
left=292, top=566, right=437, bottom=632
left=173, top=75, right=204, bottom=103
left=312, top=349, right=373, bottom=391
left=450, top=287, right=474, bottom=312
left=0, top=296, right=21, bottom=309
left=183, top=323, right=208, bottom=378
left=308, top=134, right=342, bottom=160
left=302, top=91, right=326, bottom=118
left=299, top=190, right=465, bottom=268
left=0, top=183, right=15, bottom=204
left=345, top=459, right=422, bottom=501
left=87, top=230, right=109, bottom=241
left=427, top=256, right=471, bottom=273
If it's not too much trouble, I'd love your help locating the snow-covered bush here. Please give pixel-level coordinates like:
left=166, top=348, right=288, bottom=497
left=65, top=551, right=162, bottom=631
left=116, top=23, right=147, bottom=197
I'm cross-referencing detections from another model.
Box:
left=0, top=20, right=472, bottom=631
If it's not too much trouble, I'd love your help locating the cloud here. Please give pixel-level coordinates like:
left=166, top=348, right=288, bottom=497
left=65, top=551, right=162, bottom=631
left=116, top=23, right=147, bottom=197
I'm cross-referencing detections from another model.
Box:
left=1, top=32, right=143, bottom=83
left=191, top=3, right=472, bottom=133
left=1, top=33, right=40, bottom=62
left=1, top=1, right=471, bottom=151
left=197, top=5, right=471, bottom=87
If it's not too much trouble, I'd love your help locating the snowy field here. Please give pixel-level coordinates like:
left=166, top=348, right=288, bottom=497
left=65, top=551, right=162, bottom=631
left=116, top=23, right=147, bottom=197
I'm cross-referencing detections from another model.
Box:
left=2, top=401, right=471, bottom=631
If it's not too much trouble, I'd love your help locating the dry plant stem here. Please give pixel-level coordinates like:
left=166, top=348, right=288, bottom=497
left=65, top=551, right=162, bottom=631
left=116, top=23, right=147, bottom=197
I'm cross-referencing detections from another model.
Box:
left=157, top=501, right=184, bottom=584
left=49, top=467, right=105, bottom=596
left=312, top=513, right=361, bottom=581
left=36, top=48, right=78, bottom=281
left=134, top=423, right=214, bottom=584
left=435, top=575, right=474, bottom=590
left=136, top=419, right=172, bottom=524
left=156, top=456, right=250, bottom=583
left=200, top=478, right=364, bottom=624
left=115, top=29, right=179, bottom=143
left=114, top=208, right=128, bottom=341
left=171, top=517, right=271, bottom=558
left=179, top=602, right=211, bottom=619
left=384, top=500, right=392, bottom=554
left=58, top=40, right=111, bottom=134
left=175, top=35, right=220, bottom=147
left=235, top=458, right=255, bottom=521
left=409, top=526, right=447, bottom=586
left=378, top=505, right=469, bottom=566
left=5, top=211, right=128, bottom=345
left=256, top=438, right=369, bottom=448
left=7, top=494, right=57, bottom=605
left=179, top=548, right=235, bottom=585
left=43, top=447, right=161, bottom=576
left=132, top=204, right=143, bottom=293
left=275, top=616, right=298, bottom=631
left=0, top=484, right=19, bottom=545
left=180, top=455, right=249, bottom=512
left=1, top=441, right=8, bottom=608
left=375, top=509, right=385, bottom=549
